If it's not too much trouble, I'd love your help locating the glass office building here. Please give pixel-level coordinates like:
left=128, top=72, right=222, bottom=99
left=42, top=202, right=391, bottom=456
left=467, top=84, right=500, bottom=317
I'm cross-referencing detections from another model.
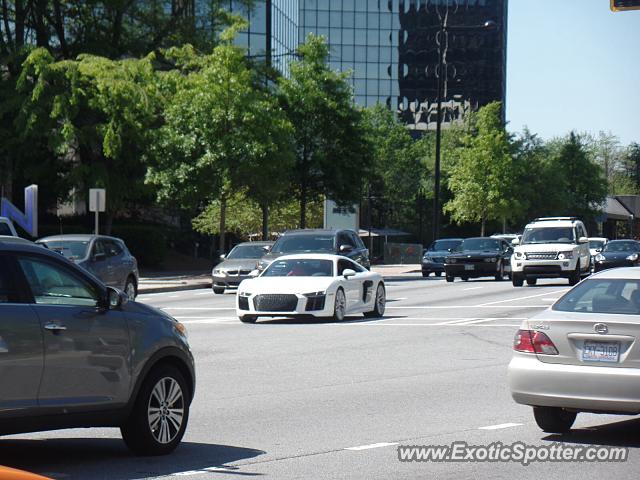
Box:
left=229, top=0, right=507, bottom=129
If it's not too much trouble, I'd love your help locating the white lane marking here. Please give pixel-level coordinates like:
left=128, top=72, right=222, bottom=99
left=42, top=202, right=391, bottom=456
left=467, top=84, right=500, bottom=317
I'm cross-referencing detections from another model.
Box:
left=542, top=298, right=560, bottom=302
left=345, top=442, right=399, bottom=451
left=478, top=423, right=523, bottom=430
left=177, top=317, right=238, bottom=323
left=194, top=291, right=212, bottom=296
left=391, top=297, right=408, bottom=301
left=386, top=305, right=547, bottom=309
left=163, top=307, right=235, bottom=311
left=478, top=289, right=569, bottom=306
left=463, top=287, right=483, bottom=291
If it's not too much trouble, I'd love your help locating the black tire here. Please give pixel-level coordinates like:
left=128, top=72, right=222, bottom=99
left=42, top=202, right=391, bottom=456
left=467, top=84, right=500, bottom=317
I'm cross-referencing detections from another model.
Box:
left=533, top=406, right=577, bottom=434
left=495, top=263, right=505, bottom=281
left=333, top=288, right=347, bottom=322
left=422, top=271, right=429, bottom=278
left=512, top=274, right=524, bottom=287
left=240, top=315, right=257, bottom=324
left=446, top=275, right=454, bottom=283
left=526, top=277, right=537, bottom=286
left=461, top=276, right=469, bottom=282
left=121, top=364, right=190, bottom=456
left=569, top=262, right=581, bottom=286
left=212, top=286, right=225, bottom=294
left=124, top=276, right=137, bottom=300
left=364, top=283, right=386, bottom=318
left=435, top=271, right=442, bottom=277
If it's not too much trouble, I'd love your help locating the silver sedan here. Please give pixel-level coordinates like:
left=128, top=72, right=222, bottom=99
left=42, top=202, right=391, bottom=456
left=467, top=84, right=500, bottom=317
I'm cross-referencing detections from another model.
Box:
left=508, top=267, right=640, bottom=433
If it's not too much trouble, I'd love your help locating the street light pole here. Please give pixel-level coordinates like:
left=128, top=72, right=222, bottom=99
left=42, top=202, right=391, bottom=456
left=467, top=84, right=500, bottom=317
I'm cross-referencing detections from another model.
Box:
left=431, top=19, right=497, bottom=243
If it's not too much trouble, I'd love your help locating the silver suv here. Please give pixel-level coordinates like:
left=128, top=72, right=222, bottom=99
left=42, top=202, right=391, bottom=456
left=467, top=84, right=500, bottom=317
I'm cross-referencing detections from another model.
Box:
left=511, top=217, right=591, bottom=286
left=0, top=239, right=195, bottom=456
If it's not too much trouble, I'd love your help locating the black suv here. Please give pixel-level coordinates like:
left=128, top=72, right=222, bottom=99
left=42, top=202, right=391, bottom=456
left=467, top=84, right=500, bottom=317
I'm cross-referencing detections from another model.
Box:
left=0, top=239, right=195, bottom=456
left=257, top=229, right=370, bottom=271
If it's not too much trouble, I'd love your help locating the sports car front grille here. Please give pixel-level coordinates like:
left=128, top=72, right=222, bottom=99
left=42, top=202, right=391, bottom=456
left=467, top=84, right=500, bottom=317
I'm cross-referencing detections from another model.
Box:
left=238, top=296, right=249, bottom=310
left=305, top=295, right=326, bottom=311
left=525, top=252, right=558, bottom=260
left=253, top=294, right=299, bottom=312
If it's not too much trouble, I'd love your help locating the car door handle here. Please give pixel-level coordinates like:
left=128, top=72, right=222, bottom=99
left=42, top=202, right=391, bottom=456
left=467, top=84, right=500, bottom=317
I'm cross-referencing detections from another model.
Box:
left=43, top=322, right=67, bottom=332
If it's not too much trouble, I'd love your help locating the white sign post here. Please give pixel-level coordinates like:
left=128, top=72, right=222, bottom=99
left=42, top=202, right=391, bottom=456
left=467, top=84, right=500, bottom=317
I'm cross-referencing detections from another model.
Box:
left=89, top=189, right=106, bottom=235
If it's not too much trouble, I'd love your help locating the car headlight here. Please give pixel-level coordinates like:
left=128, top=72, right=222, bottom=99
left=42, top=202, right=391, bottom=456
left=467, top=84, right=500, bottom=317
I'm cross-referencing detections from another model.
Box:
left=423, top=255, right=433, bottom=262
left=484, top=257, right=497, bottom=263
left=513, top=251, right=524, bottom=260
left=256, top=260, right=270, bottom=271
left=213, top=268, right=225, bottom=276
left=595, top=253, right=605, bottom=262
left=557, top=251, right=573, bottom=260
left=627, top=253, right=639, bottom=261
left=303, top=291, right=326, bottom=297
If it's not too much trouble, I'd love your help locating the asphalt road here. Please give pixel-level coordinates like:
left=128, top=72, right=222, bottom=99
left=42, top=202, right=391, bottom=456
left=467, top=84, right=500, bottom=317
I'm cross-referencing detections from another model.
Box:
left=2, top=274, right=639, bottom=479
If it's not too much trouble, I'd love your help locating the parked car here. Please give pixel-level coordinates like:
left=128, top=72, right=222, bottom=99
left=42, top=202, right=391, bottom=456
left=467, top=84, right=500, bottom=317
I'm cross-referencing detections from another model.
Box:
left=0, top=217, right=17, bottom=237
left=511, top=217, right=591, bottom=286
left=212, top=241, right=273, bottom=294
left=421, top=238, right=463, bottom=277
left=237, top=254, right=384, bottom=323
left=37, top=234, right=139, bottom=299
left=509, top=267, right=640, bottom=433
left=593, top=239, right=640, bottom=272
left=257, top=229, right=370, bottom=271
left=0, top=238, right=194, bottom=455
left=588, top=236, right=608, bottom=259
left=444, top=237, right=513, bottom=282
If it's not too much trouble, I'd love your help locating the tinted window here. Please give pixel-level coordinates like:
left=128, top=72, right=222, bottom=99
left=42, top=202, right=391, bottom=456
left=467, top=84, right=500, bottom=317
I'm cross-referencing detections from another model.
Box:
left=0, top=223, right=12, bottom=236
left=18, top=257, right=100, bottom=307
left=226, top=244, right=269, bottom=259
left=338, top=232, right=356, bottom=248
left=103, top=240, right=123, bottom=257
left=262, top=259, right=333, bottom=277
left=272, top=235, right=335, bottom=254
left=603, top=241, right=640, bottom=253
left=554, top=279, right=640, bottom=315
left=522, top=227, right=576, bottom=244
left=589, top=240, right=605, bottom=250
left=458, top=238, right=502, bottom=252
left=429, top=239, right=462, bottom=252
left=0, top=256, right=19, bottom=303
left=42, top=240, right=90, bottom=260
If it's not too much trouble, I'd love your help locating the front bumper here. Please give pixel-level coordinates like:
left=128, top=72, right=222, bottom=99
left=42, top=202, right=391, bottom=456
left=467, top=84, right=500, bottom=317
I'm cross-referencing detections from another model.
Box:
left=511, top=258, right=577, bottom=277
left=594, top=260, right=636, bottom=272
left=508, top=353, right=640, bottom=413
left=212, top=274, right=252, bottom=289
left=444, top=262, right=499, bottom=277
left=236, top=292, right=335, bottom=318
left=422, top=260, right=445, bottom=273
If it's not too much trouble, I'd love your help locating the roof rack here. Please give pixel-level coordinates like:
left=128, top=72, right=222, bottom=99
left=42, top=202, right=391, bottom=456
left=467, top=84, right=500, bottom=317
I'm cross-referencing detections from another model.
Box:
left=532, top=217, right=579, bottom=222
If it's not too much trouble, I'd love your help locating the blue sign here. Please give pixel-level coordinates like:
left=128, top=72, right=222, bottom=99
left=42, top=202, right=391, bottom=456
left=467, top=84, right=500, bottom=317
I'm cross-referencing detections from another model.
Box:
left=1, top=184, right=38, bottom=237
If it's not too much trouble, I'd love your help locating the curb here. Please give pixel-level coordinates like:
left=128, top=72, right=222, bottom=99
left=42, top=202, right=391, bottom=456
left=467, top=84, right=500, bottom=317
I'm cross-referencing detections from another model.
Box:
left=138, top=282, right=212, bottom=295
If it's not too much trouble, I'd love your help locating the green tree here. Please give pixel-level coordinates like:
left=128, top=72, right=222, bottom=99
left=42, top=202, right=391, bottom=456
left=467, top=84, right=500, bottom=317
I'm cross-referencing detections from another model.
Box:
left=146, top=32, right=293, bottom=254
left=17, top=48, right=161, bottom=230
left=444, top=102, right=520, bottom=236
left=279, top=34, right=371, bottom=228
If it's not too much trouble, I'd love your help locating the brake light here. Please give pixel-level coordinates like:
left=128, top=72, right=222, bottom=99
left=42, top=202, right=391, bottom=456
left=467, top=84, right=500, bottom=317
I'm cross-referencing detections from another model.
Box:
left=513, top=329, right=558, bottom=355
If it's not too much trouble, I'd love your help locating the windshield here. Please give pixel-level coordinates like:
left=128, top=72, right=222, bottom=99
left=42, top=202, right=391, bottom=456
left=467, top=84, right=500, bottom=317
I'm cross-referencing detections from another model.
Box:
left=521, top=227, right=575, bottom=244
left=554, top=279, right=640, bottom=315
left=271, top=235, right=334, bottom=254
left=262, top=259, right=334, bottom=277
left=429, top=239, right=462, bottom=252
left=41, top=240, right=90, bottom=260
left=589, top=240, right=605, bottom=250
left=457, top=238, right=502, bottom=252
left=227, top=244, right=269, bottom=259
left=0, top=223, right=12, bottom=236
left=603, top=241, right=639, bottom=253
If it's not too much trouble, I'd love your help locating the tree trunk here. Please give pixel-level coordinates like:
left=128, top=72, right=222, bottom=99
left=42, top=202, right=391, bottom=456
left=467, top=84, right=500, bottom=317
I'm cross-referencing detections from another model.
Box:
left=299, top=194, right=306, bottom=229
left=481, top=217, right=486, bottom=237
left=261, top=203, right=269, bottom=240
left=219, top=194, right=227, bottom=255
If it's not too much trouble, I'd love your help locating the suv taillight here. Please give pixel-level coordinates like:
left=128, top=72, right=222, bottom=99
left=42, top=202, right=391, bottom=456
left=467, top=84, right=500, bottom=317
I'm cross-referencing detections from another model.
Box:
left=513, top=329, right=558, bottom=355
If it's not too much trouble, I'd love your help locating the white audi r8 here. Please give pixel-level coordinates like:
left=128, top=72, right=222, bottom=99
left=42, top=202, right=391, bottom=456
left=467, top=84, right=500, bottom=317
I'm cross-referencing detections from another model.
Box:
left=236, top=254, right=385, bottom=323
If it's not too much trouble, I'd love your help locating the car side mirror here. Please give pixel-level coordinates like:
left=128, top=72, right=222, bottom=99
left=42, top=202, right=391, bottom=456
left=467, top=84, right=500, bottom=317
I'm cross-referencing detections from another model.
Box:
left=339, top=244, right=353, bottom=253
left=93, top=252, right=107, bottom=261
left=249, top=269, right=260, bottom=277
left=343, top=268, right=356, bottom=279
left=511, top=238, right=520, bottom=246
left=107, top=287, right=128, bottom=309
left=219, top=254, right=226, bottom=260
left=579, top=236, right=589, bottom=244
left=595, top=248, right=602, bottom=253
left=262, top=245, right=271, bottom=252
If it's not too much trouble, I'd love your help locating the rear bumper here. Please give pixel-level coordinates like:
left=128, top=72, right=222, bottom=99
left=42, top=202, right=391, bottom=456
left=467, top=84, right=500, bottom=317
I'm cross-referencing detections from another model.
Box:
left=508, top=353, right=640, bottom=413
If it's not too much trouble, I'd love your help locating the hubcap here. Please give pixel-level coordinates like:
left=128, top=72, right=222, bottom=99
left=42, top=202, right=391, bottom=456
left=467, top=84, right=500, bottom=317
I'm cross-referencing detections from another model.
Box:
left=148, top=377, right=184, bottom=444
left=376, top=286, right=385, bottom=314
left=335, top=290, right=346, bottom=320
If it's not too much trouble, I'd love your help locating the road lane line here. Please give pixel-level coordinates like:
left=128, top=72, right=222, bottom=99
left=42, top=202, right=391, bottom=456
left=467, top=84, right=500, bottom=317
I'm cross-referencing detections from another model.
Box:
left=463, top=287, right=483, bottom=291
left=478, top=289, right=569, bottom=306
left=163, top=307, right=235, bottom=311
left=345, top=442, right=398, bottom=451
left=386, top=305, right=547, bottom=309
left=478, top=423, right=523, bottom=430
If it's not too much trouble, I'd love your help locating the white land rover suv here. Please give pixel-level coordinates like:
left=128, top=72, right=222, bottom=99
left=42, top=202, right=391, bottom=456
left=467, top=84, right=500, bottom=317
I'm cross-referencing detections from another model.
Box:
left=511, top=217, right=591, bottom=287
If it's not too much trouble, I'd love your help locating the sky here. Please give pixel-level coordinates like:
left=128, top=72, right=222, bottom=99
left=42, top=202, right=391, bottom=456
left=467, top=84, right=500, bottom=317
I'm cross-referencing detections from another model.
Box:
left=506, top=0, right=639, bottom=145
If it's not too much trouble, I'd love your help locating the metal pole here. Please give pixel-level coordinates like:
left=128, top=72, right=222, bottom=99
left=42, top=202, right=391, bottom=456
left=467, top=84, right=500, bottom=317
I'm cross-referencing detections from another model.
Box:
left=368, top=187, right=373, bottom=255
left=432, top=24, right=445, bottom=243
left=95, top=211, right=99, bottom=235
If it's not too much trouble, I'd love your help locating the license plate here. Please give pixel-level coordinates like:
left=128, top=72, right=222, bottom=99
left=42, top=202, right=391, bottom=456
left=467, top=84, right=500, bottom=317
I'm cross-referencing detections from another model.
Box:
left=464, top=264, right=474, bottom=271
left=582, top=341, right=620, bottom=363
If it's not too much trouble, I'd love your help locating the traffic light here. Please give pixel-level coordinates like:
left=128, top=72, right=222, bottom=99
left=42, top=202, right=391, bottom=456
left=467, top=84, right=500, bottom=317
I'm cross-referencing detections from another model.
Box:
left=611, top=0, right=640, bottom=11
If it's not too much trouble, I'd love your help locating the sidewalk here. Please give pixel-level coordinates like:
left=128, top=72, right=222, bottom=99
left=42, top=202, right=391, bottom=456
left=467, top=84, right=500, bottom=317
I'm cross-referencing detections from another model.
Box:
left=137, top=264, right=422, bottom=295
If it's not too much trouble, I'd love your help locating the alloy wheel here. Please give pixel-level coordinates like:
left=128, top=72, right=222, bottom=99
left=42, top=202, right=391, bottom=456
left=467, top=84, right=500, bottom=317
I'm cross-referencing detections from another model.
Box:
left=147, top=377, right=185, bottom=444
